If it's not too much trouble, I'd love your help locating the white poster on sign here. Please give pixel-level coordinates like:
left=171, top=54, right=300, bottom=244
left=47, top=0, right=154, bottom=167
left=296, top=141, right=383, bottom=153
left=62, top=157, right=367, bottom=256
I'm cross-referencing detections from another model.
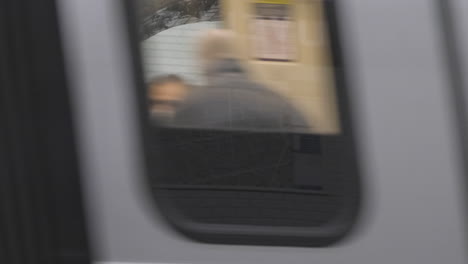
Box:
left=251, top=2, right=297, bottom=61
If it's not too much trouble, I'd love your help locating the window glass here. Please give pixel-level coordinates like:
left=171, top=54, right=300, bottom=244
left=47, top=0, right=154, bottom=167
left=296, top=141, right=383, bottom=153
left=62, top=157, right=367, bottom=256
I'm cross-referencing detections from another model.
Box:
left=135, top=0, right=359, bottom=245
left=141, top=0, right=340, bottom=134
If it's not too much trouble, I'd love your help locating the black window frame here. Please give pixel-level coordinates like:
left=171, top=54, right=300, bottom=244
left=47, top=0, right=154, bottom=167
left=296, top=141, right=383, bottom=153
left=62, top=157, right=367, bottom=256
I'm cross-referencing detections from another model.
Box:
left=123, top=0, right=363, bottom=247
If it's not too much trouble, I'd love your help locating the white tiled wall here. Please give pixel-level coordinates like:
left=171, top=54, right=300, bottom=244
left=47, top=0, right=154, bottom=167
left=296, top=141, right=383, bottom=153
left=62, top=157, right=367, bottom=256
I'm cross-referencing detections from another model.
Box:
left=142, top=21, right=221, bottom=85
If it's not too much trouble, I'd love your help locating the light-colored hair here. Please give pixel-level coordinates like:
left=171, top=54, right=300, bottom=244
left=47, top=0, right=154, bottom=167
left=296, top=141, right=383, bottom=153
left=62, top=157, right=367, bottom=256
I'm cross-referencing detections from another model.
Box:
left=198, top=29, right=239, bottom=72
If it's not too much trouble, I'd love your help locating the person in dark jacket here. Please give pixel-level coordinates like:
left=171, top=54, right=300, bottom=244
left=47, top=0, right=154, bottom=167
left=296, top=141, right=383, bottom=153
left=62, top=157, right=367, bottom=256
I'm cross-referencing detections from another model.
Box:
left=173, top=29, right=308, bottom=132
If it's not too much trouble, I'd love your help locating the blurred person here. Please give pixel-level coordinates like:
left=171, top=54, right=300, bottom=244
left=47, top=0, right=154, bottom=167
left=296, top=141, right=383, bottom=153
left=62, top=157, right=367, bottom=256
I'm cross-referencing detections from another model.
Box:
left=148, top=74, right=188, bottom=125
left=173, top=29, right=308, bottom=132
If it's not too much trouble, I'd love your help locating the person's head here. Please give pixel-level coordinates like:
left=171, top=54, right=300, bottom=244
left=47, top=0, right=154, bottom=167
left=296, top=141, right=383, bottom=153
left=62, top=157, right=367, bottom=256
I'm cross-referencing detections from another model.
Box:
left=198, top=29, right=239, bottom=74
left=148, top=74, right=188, bottom=122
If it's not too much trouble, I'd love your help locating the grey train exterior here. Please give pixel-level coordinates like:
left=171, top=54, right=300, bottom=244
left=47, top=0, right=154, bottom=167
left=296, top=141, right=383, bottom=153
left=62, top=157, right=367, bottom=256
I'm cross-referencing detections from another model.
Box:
left=52, top=0, right=468, bottom=263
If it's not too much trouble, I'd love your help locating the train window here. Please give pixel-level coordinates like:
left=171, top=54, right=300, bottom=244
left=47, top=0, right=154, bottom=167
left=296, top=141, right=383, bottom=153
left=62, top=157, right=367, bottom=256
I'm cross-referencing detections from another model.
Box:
left=129, top=0, right=361, bottom=246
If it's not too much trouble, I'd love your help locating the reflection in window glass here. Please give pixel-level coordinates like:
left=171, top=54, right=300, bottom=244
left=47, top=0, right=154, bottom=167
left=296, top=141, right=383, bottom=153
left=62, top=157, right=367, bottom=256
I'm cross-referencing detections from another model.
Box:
left=141, top=0, right=340, bottom=134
